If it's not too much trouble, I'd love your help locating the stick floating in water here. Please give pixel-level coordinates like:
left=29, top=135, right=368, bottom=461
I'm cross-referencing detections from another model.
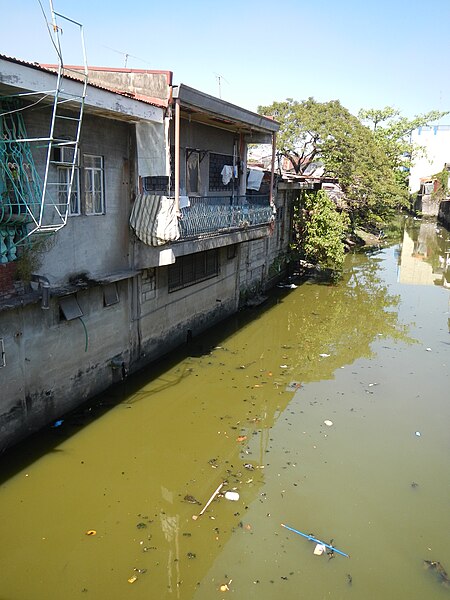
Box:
left=192, top=482, right=224, bottom=520
left=281, top=523, right=350, bottom=558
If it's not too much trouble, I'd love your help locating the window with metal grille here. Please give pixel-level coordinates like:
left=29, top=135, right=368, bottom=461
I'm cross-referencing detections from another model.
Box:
left=84, top=154, right=104, bottom=214
left=142, top=175, right=170, bottom=193
left=209, top=153, right=237, bottom=191
left=58, top=165, right=80, bottom=215
left=168, top=249, right=219, bottom=292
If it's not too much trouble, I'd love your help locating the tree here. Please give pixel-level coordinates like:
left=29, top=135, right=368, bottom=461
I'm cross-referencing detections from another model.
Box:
left=358, top=106, right=448, bottom=189
left=259, top=97, right=407, bottom=228
left=295, top=190, right=349, bottom=270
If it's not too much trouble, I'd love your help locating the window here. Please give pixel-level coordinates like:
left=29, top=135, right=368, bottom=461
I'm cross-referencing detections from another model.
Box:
left=142, top=176, right=169, bottom=193
left=209, top=153, right=237, bottom=192
left=58, top=166, right=80, bottom=215
left=103, top=283, right=119, bottom=307
left=84, top=154, right=104, bottom=214
left=168, top=249, right=219, bottom=292
left=59, top=295, right=83, bottom=321
left=186, top=150, right=200, bottom=194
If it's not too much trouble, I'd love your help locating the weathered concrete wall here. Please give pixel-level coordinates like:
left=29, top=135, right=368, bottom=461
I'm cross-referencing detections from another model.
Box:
left=176, top=119, right=236, bottom=196
left=1, top=101, right=290, bottom=452
left=413, top=193, right=440, bottom=217
left=136, top=247, right=239, bottom=365
left=66, top=69, right=171, bottom=103
left=24, top=110, right=134, bottom=285
left=0, top=280, right=133, bottom=450
left=438, top=199, right=450, bottom=228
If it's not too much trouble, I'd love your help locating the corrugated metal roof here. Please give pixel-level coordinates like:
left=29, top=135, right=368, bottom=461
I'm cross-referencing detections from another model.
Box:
left=0, top=54, right=167, bottom=109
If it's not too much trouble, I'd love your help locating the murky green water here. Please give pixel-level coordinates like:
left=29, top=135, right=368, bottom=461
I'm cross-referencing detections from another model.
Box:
left=1, top=218, right=449, bottom=600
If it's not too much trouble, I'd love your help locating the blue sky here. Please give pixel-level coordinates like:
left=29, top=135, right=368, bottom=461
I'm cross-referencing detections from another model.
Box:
left=2, top=0, right=450, bottom=120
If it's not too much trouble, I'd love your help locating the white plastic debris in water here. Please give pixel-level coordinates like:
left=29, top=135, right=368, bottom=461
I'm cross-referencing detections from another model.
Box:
left=319, top=353, right=330, bottom=358
left=415, top=431, right=421, bottom=437
left=324, top=420, right=333, bottom=427
left=224, top=491, right=240, bottom=501
left=426, top=348, right=432, bottom=352
left=313, top=544, right=326, bottom=555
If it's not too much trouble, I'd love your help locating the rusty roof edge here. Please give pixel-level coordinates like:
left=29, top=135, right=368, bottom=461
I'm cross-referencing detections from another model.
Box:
left=0, top=55, right=167, bottom=110
left=40, top=63, right=169, bottom=108
left=172, top=84, right=279, bottom=134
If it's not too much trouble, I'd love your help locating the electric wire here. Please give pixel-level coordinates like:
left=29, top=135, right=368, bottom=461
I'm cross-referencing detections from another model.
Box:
left=36, top=0, right=63, bottom=63
left=0, top=94, right=52, bottom=118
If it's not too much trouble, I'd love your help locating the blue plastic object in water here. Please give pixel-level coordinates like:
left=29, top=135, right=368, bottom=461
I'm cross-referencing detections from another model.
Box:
left=281, top=523, right=350, bottom=558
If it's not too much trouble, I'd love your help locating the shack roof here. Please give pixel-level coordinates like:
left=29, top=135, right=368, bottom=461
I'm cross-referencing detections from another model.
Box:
left=0, top=55, right=164, bottom=123
left=173, top=83, right=279, bottom=140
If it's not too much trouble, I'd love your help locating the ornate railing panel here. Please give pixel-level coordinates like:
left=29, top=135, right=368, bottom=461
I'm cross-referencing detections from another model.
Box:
left=178, top=195, right=273, bottom=239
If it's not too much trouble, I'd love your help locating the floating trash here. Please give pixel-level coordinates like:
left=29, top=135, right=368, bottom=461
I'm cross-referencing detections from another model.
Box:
left=52, top=420, right=64, bottom=428
left=415, top=431, right=421, bottom=437
left=219, top=579, right=232, bottom=592
left=85, top=530, right=97, bottom=536
left=324, top=420, right=333, bottom=427
left=313, top=543, right=326, bottom=555
left=184, top=495, right=201, bottom=505
left=286, top=381, right=302, bottom=392
left=224, top=491, right=240, bottom=501
left=319, top=353, right=330, bottom=358
left=281, top=524, right=350, bottom=558
left=127, top=575, right=138, bottom=584
left=192, top=482, right=224, bottom=520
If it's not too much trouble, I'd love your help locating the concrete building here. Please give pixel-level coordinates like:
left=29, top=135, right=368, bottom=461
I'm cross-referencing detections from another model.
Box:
left=409, top=125, right=450, bottom=216
left=0, top=56, right=290, bottom=451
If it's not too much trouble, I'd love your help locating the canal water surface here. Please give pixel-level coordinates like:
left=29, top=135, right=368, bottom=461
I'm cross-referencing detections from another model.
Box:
left=1, top=218, right=449, bottom=600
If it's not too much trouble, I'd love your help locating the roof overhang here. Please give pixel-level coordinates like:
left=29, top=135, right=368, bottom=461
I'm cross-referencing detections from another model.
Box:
left=0, top=55, right=164, bottom=124
left=172, top=84, right=278, bottom=142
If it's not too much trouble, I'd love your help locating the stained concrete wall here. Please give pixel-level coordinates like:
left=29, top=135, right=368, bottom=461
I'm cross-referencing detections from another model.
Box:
left=0, top=280, right=133, bottom=449
left=438, top=200, right=450, bottom=228
left=22, top=109, right=134, bottom=285
left=0, top=107, right=290, bottom=452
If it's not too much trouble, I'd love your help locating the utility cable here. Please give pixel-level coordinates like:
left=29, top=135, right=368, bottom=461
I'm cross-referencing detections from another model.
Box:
left=36, top=0, right=63, bottom=63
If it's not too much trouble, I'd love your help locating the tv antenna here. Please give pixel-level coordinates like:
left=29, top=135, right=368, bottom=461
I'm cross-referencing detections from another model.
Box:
left=103, top=45, right=152, bottom=68
left=214, top=73, right=229, bottom=99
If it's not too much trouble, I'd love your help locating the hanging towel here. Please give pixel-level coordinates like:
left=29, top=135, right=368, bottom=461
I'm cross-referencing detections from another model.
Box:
left=247, top=168, right=264, bottom=191
left=130, top=194, right=180, bottom=246
left=221, top=165, right=234, bottom=185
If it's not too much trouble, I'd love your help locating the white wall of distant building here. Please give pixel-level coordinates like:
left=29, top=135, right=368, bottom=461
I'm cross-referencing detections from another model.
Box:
left=409, top=125, right=450, bottom=193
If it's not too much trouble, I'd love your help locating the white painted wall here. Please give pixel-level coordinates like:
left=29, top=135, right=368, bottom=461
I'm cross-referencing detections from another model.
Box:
left=409, top=125, right=450, bottom=193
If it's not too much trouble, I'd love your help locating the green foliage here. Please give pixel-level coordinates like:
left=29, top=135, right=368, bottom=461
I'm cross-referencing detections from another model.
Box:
left=431, top=167, right=449, bottom=202
left=14, top=235, right=54, bottom=282
left=358, top=106, right=448, bottom=190
left=294, top=190, right=349, bottom=270
left=259, top=98, right=410, bottom=228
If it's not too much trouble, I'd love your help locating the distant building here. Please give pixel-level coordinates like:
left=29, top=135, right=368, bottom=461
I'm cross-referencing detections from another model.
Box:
left=409, top=125, right=450, bottom=194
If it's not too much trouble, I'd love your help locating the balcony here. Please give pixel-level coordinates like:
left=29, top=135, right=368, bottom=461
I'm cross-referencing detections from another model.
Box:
left=178, top=195, right=274, bottom=239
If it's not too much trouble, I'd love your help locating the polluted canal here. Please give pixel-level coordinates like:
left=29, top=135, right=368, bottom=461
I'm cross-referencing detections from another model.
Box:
left=0, top=217, right=449, bottom=600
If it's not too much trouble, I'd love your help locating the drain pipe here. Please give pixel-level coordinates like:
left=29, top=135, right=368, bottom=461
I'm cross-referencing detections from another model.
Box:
left=31, top=274, right=50, bottom=310
left=269, top=131, right=276, bottom=208
left=174, top=95, right=181, bottom=215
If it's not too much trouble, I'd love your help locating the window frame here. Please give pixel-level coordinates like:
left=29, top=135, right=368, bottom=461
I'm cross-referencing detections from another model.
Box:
left=168, top=249, right=219, bottom=292
left=57, top=164, right=80, bottom=216
left=83, top=154, right=105, bottom=215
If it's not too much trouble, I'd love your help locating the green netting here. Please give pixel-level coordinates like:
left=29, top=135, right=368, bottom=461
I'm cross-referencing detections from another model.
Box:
left=0, top=99, right=44, bottom=262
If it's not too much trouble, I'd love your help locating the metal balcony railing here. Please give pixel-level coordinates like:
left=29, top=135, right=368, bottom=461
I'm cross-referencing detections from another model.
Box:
left=178, top=195, right=274, bottom=239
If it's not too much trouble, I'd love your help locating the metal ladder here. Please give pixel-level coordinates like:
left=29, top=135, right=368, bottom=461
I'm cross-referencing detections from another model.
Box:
left=26, top=1, right=88, bottom=240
